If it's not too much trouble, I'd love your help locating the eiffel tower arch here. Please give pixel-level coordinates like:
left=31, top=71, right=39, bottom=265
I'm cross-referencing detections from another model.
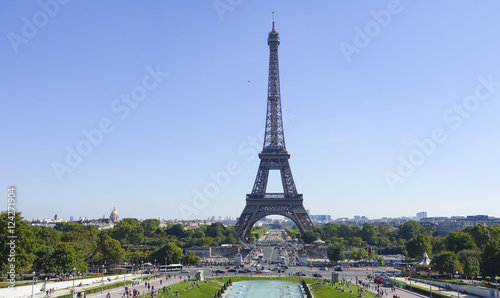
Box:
left=235, top=13, right=314, bottom=241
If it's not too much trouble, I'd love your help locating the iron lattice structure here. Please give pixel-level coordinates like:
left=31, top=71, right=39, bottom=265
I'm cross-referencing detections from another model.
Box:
left=235, top=16, right=314, bottom=241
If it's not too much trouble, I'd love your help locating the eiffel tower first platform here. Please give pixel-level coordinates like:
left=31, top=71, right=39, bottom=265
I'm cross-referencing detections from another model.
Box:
left=235, top=14, right=314, bottom=241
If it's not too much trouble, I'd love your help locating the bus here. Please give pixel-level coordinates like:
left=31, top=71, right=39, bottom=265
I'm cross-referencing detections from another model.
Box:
left=159, top=264, right=183, bottom=272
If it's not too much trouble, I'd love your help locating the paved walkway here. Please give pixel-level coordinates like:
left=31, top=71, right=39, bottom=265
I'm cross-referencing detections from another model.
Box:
left=86, top=274, right=186, bottom=298
left=0, top=273, right=156, bottom=298
left=393, top=277, right=473, bottom=298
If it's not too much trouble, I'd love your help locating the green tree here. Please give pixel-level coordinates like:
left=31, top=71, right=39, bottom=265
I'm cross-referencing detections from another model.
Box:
left=141, top=219, right=161, bottom=238
left=457, top=249, right=480, bottom=278
left=193, top=229, right=205, bottom=238
left=302, top=231, right=320, bottom=244
left=61, top=226, right=98, bottom=263
left=465, top=224, right=491, bottom=249
left=0, top=212, right=37, bottom=273
left=397, top=221, right=424, bottom=241
left=480, top=236, right=500, bottom=278
left=98, top=234, right=125, bottom=265
left=487, top=224, right=500, bottom=239
left=54, top=222, right=85, bottom=232
left=322, top=223, right=339, bottom=239
left=32, top=226, right=61, bottom=247
left=350, top=236, right=363, bottom=246
left=446, top=230, right=476, bottom=253
left=200, top=237, right=214, bottom=246
left=337, top=224, right=361, bottom=240
left=406, top=234, right=432, bottom=258
left=361, top=223, right=379, bottom=245
left=184, top=251, right=201, bottom=266
left=34, top=245, right=55, bottom=273
left=431, top=251, right=462, bottom=275
left=167, top=224, right=185, bottom=238
left=327, top=242, right=345, bottom=264
left=50, top=242, right=87, bottom=273
left=347, top=247, right=368, bottom=261
left=153, top=243, right=184, bottom=264
left=112, top=218, right=144, bottom=245
left=206, top=222, right=225, bottom=238
left=431, top=236, right=446, bottom=255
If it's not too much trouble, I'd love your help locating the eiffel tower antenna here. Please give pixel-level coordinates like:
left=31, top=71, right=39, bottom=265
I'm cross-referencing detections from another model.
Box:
left=272, top=11, right=275, bottom=30
left=235, top=14, right=314, bottom=241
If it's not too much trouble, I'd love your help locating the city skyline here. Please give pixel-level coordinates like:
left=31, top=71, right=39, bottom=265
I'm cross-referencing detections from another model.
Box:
left=2, top=1, right=500, bottom=221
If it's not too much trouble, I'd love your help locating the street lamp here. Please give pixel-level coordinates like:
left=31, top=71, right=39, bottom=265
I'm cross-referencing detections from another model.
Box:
left=72, top=268, right=76, bottom=296
left=455, top=271, right=460, bottom=298
left=495, top=276, right=498, bottom=298
left=31, top=271, right=35, bottom=298
left=101, top=265, right=104, bottom=293
left=429, top=267, right=432, bottom=298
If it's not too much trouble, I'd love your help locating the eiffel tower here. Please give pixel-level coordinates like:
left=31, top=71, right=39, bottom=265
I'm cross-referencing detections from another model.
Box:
left=235, top=13, right=314, bottom=241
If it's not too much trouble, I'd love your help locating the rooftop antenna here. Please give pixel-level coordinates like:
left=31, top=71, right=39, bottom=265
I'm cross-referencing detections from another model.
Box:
left=272, top=11, right=275, bottom=30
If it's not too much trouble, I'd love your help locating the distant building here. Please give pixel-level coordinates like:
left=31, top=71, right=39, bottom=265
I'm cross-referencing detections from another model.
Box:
left=110, top=207, right=119, bottom=223
left=310, top=215, right=332, bottom=222
left=416, top=211, right=427, bottom=220
left=421, top=215, right=500, bottom=236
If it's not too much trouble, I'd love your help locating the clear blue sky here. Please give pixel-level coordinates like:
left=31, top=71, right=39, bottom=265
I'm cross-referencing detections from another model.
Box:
left=2, top=1, right=500, bottom=221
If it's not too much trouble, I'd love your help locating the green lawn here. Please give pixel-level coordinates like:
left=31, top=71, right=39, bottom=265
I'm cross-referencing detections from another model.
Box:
left=138, top=279, right=223, bottom=297
left=311, top=282, right=377, bottom=298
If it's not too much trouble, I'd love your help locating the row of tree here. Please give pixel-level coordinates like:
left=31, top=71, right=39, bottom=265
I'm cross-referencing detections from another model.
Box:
left=405, top=224, right=500, bottom=278
left=0, top=213, right=218, bottom=275
left=307, top=221, right=500, bottom=278
left=290, top=221, right=434, bottom=247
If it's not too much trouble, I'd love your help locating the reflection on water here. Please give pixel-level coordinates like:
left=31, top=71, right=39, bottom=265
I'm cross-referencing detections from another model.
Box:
left=225, top=280, right=303, bottom=298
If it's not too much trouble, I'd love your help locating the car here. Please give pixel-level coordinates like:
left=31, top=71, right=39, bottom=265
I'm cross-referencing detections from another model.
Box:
left=238, top=270, right=246, bottom=273
left=255, top=270, right=263, bottom=274
left=142, top=271, right=152, bottom=274
left=295, top=272, right=306, bottom=276
left=263, top=269, right=270, bottom=273
left=244, top=269, right=252, bottom=273
left=181, top=270, right=189, bottom=273
left=319, top=267, right=328, bottom=271
left=228, top=269, right=237, bottom=273
left=215, top=270, right=225, bottom=274
left=335, top=266, right=343, bottom=271
left=313, top=273, right=323, bottom=278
